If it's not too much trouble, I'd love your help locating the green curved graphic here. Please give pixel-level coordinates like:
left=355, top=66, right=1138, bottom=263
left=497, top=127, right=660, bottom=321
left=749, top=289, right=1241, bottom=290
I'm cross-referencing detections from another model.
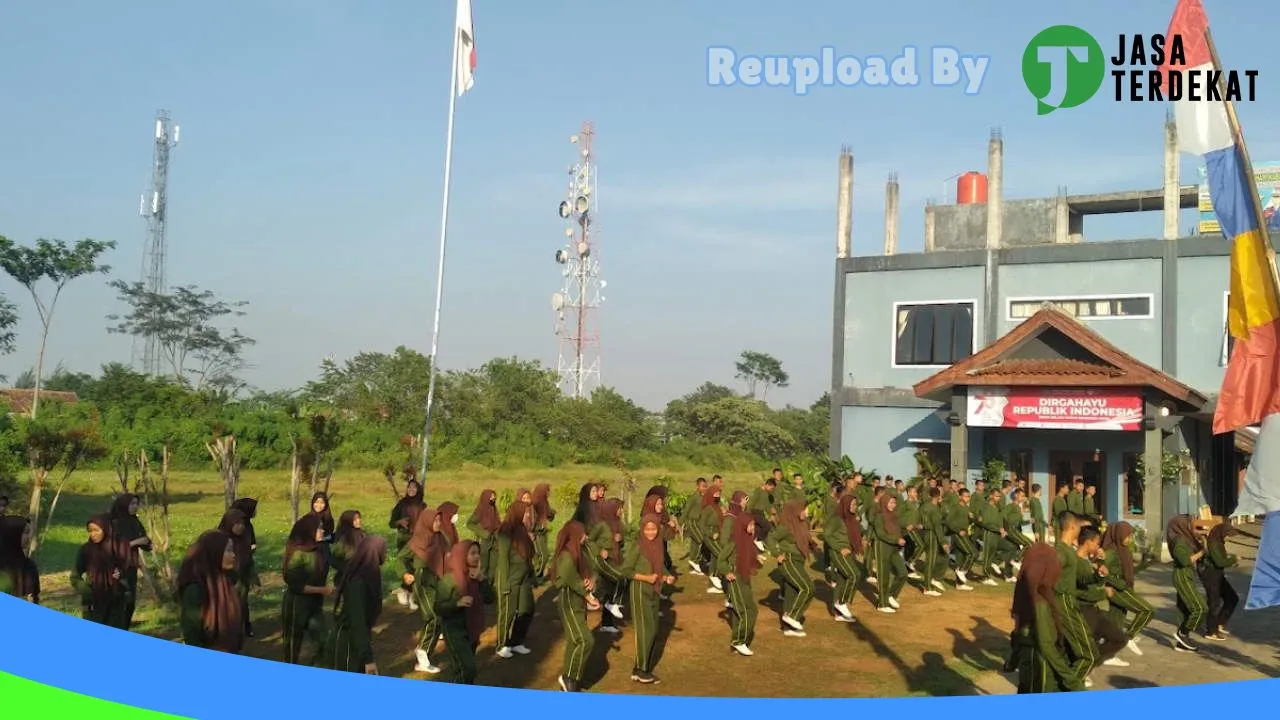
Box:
left=0, top=671, right=190, bottom=718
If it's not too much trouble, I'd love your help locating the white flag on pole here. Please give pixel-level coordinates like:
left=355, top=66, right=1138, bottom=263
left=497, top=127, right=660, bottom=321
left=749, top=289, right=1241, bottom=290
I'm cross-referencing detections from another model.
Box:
left=455, top=0, right=476, bottom=97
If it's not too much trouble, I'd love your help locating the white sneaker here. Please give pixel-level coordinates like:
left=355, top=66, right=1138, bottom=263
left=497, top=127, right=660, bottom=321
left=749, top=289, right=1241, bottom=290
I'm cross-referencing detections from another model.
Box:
left=754, top=540, right=766, bottom=552
left=408, top=597, right=419, bottom=611
left=1084, top=677, right=1094, bottom=688
left=725, top=601, right=733, bottom=609
left=605, top=603, right=623, bottom=619
left=706, top=587, right=724, bottom=595
left=781, top=629, right=806, bottom=637
left=782, top=615, right=804, bottom=631
left=599, top=626, right=621, bottom=634
left=732, top=643, right=754, bottom=656
left=923, top=590, right=942, bottom=597
left=688, top=560, right=704, bottom=574
left=1102, top=657, right=1130, bottom=668
left=394, top=588, right=409, bottom=606
left=982, top=578, right=998, bottom=586
left=512, top=645, right=531, bottom=655
left=887, top=596, right=900, bottom=609
left=907, top=572, right=922, bottom=580
left=833, top=603, right=853, bottom=619
left=878, top=606, right=896, bottom=614
left=955, top=570, right=968, bottom=585
left=957, top=584, right=974, bottom=591
left=709, top=576, right=723, bottom=590
left=867, top=576, right=879, bottom=585
left=496, top=646, right=514, bottom=658
left=930, top=579, right=946, bottom=592
left=1127, top=638, right=1143, bottom=656
left=1005, top=576, right=1016, bottom=583
left=989, top=563, right=1002, bottom=575
left=414, top=649, right=441, bottom=674
left=833, top=614, right=856, bottom=623
left=1011, top=560, right=1022, bottom=572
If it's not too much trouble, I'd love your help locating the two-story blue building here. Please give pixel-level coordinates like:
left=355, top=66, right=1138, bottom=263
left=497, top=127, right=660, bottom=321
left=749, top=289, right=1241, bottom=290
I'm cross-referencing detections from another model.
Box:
left=829, top=128, right=1254, bottom=536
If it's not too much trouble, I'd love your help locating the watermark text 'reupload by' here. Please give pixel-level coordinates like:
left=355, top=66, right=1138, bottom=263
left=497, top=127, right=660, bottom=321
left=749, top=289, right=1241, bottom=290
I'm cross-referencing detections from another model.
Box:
left=707, top=46, right=990, bottom=95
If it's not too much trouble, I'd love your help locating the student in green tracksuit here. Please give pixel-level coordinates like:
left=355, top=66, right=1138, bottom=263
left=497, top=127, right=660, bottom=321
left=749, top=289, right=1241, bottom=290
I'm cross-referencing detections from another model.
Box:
left=1028, top=484, right=1048, bottom=543
left=697, top=488, right=727, bottom=594
left=747, top=478, right=778, bottom=546
left=622, top=514, right=674, bottom=684
left=865, top=486, right=885, bottom=583
left=1202, top=523, right=1241, bottom=640
left=281, top=515, right=332, bottom=665
left=177, top=529, right=244, bottom=654
left=975, top=489, right=1009, bottom=584
left=401, top=506, right=448, bottom=674
left=1066, top=481, right=1085, bottom=518
left=331, top=510, right=364, bottom=575
left=553, top=521, right=596, bottom=692
left=716, top=491, right=748, bottom=580
left=780, top=472, right=807, bottom=505
left=229, top=498, right=260, bottom=637
left=945, top=491, right=977, bottom=589
left=389, top=478, right=424, bottom=606
left=1051, top=513, right=1097, bottom=679
left=1073, top=526, right=1128, bottom=669
left=72, top=514, right=127, bottom=626
left=1051, top=485, right=1070, bottom=532
left=589, top=498, right=626, bottom=632
left=919, top=488, right=948, bottom=596
left=0, top=516, right=38, bottom=603
left=898, top=485, right=924, bottom=571
left=495, top=500, right=537, bottom=658
left=466, top=489, right=500, bottom=582
left=824, top=486, right=863, bottom=621
left=1003, top=490, right=1032, bottom=570
left=107, top=493, right=151, bottom=630
left=436, top=540, right=489, bottom=685
left=1099, top=521, right=1153, bottom=655
left=721, top=509, right=762, bottom=656
left=328, top=535, right=386, bottom=674
left=1166, top=515, right=1207, bottom=652
left=766, top=499, right=816, bottom=634
left=682, top=478, right=708, bottom=574
left=871, top=493, right=908, bottom=613
left=1011, top=543, right=1088, bottom=693
left=1083, top=486, right=1101, bottom=527
left=531, top=483, right=556, bottom=581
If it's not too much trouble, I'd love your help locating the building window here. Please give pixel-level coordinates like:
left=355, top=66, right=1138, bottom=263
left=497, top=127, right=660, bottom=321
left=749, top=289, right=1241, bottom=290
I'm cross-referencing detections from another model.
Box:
left=893, top=301, right=975, bottom=367
left=1009, top=448, right=1032, bottom=485
left=1122, top=452, right=1145, bottom=518
left=1007, top=294, right=1153, bottom=321
left=1222, top=291, right=1236, bottom=366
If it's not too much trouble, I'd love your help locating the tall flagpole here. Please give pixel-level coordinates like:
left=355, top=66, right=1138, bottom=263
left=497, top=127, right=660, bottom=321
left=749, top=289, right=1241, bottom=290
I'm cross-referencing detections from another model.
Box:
left=419, top=12, right=462, bottom=484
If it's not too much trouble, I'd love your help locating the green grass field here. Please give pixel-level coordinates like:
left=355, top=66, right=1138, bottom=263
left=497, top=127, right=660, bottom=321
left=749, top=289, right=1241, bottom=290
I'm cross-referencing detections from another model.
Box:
left=27, top=466, right=1017, bottom=697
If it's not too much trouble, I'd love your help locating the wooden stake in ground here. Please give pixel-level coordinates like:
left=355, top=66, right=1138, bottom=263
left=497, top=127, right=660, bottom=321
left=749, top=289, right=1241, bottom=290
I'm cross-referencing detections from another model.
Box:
left=207, top=435, right=242, bottom=511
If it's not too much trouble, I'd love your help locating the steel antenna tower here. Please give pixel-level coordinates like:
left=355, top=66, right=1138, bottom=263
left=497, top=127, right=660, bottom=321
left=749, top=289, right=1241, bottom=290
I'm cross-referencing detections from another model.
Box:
left=552, top=122, right=605, bottom=399
left=133, top=110, right=180, bottom=376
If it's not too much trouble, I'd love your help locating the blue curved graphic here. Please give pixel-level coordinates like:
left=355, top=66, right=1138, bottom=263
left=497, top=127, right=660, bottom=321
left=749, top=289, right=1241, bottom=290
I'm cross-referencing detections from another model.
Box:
left=1, top=594, right=1276, bottom=717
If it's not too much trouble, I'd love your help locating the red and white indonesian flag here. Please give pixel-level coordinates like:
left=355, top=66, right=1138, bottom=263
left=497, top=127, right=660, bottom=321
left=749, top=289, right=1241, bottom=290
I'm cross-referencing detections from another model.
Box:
left=1160, top=0, right=1228, bottom=155
left=455, top=0, right=476, bottom=97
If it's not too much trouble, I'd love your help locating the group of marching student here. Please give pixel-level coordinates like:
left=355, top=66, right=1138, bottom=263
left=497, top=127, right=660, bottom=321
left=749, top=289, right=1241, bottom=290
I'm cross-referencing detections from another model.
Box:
left=1010, top=510, right=1244, bottom=693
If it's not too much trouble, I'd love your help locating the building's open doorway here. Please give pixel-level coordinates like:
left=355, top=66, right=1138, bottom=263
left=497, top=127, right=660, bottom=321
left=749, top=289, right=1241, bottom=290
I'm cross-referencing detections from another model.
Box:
left=1050, top=449, right=1106, bottom=517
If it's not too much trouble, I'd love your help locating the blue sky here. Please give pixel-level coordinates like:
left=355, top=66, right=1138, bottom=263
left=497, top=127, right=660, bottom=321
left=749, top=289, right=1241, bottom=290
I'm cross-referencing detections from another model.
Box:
left=0, top=0, right=1276, bottom=411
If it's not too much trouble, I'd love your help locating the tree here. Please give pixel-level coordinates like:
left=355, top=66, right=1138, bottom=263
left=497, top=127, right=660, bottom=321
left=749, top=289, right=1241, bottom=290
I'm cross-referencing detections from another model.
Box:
left=0, top=292, right=17, bottom=359
left=0, top=237, right=115, bottom=418
left=19, top=408, right=110, bottom=555
left=106, top=282, right=254, bottom=392
left=734, top=350, right=790, bottom=400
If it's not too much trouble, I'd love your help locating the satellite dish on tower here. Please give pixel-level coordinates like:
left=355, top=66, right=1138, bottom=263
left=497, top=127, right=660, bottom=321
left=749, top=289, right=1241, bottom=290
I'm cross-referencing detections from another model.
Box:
left=558, top=201, right=571, bottom=218
left=574, top=196, right=589, bottom=214
left=555, top=248, right=569, bottom=264
left=577, top=241, right=590, bottom=257
left=551, top=292, right=565, bottom=311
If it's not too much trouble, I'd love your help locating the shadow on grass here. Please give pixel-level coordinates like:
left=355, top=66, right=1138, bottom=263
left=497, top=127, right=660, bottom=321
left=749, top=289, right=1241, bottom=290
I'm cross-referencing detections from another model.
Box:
left=845, top=620, right=980, bottom=696
left=947, top=615, right=1012, bottom=674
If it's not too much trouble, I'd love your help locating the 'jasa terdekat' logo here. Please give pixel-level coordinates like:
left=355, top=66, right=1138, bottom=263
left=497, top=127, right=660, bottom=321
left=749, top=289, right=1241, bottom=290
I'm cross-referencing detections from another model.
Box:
left=1022, top=25, right=1259, bottom=115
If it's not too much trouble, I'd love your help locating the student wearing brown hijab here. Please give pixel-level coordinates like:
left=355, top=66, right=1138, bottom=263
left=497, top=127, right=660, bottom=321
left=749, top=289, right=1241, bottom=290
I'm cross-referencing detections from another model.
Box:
left=589, top=498, right=627, bottom=632
left=495, top=500, right=537, bottom=658
left=1166, top=514, right=1207, bottom=652
left=643, top=489, right=678, bottom=585
left=402, top=506, right=447, bottom=674
left=328, top=535, right=387, bottom=674
left=216, top=509, right=256, bottom=637
left=871, top=493, right=909, bottom=613
left=466, top=490, right=500, bottom=581
left=1100, top=521, right=1153, bottom=655
left=715, top=491, right=749, bottom=607
left=436, top=501, right=461, bottom=546
left=553, top=520, right=597, bottom=691
left=177, top=529, right=243, bottom=654
left=1011, top=543, right=1087, bottom=693
left=0, top=516, right=38, bottom=603
left=107, top=493, right=151, bottom=629
left=1202, top=523, right=1241, bottom=640
left=531, top=483, right=556, bottom=581
left=436, top=540, right=490, bottom=684
left=390, top=478, right=425, bottom=606
left=623, top=514, right=674, bottom=684
left=765, top=499, right=816, bottom=636
left=71, top=514, right=127, bottom=627
left=825, top=488, right=863, bottom=622
left=229, top=497, right=261, bottom=636
left=721, top=510, right=762, bottom=656
left=281, top=514, right=333, bottom=664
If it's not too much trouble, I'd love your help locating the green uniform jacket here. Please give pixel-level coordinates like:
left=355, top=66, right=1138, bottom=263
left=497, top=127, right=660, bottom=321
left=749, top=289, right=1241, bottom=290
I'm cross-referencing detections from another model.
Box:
left=1066, top=491, right=1084, bottom=516
left=855, top=485, right=874, bottom=519
left=554, top=551, right=590, bottom=600
left=898, top=500, right=921, bottom=533
left=823, top=504, right=852, bottom=553
left=1083, top=495, right=1097, bottom=520
left=1002, top=503, right=1024, bottom=535
left=778, top=483, right=806, bottom=505
left=697, top=506, right=725, bottom=543
left=1052, top=496, right=1068, bottom=521
left=1074, top=555, right=1108, bottom=609
left=747, top=488, right=775, bottom=517
left=682, top=492, right=705, bottom=534
left=943, top=503, right=970, bottom=538
left=1029, top=497, right=1046, bottom=530
left=1100, top=549, right=1131, bottom=593
left=870, top=512, right=901, bottom=548
left=1052, top=542, right=1079, bottom=599
left=1207, top=540, right=1238, bottom=569
left=713, top=514, right=736, bottom=574
left=496, top=535, right=535, bottom=614
left=765, top=523, right=803, bottom=560
left=619, top=542, right=669, bottom=599
left=977, top=503, right=1004, bottom=541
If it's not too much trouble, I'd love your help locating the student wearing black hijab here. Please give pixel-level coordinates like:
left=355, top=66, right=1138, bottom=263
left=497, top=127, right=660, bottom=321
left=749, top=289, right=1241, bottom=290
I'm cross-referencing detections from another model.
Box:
left=328, top=535, right=388, bottom=674
left=281, top=515, right=333, bottom=664
left=229, top=497, right=261, bottom=637
left=0, top=516, right=38, bottom=603
left=217, top=509, right=256, bottom=637
left=108, top=493, right=151, bottom=629
left=71, top=514, right=127, bottom=627
left=177, top=529, right=244, bottom=654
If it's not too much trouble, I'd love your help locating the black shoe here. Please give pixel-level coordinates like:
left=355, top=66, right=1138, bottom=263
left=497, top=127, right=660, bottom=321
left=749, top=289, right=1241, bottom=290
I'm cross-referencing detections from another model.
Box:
left=245, top=622, right=255, bottom=639
left=630, top=671, right=659, bottom=684
left=1174, top=632, right=1198, bottom=652
left=558, top=675, right=579, bottom=692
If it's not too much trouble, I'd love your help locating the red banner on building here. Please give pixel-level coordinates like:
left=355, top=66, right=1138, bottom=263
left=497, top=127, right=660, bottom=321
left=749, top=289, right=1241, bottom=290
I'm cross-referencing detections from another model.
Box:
left=965, top=387, right=1143, bottom=431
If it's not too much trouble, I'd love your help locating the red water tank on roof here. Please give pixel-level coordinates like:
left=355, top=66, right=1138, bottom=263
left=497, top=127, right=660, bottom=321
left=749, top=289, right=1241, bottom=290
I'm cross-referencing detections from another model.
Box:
left=957, top=171, right=988, bottom=204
